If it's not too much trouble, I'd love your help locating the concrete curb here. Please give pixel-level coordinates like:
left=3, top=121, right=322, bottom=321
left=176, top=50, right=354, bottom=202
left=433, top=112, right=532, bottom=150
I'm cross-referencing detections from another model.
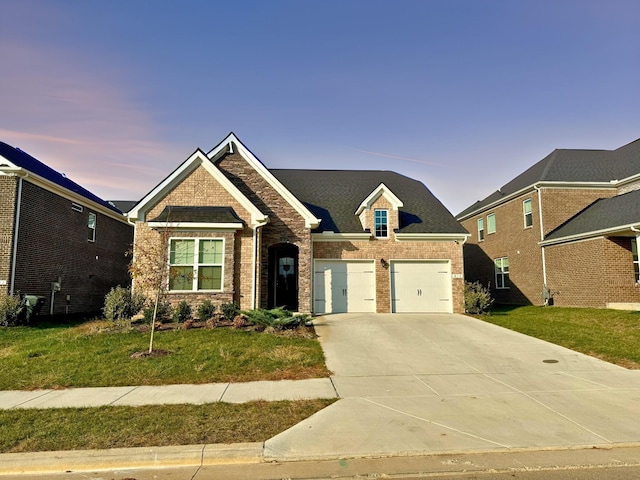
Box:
left=0, top=442, right=263, bottom=475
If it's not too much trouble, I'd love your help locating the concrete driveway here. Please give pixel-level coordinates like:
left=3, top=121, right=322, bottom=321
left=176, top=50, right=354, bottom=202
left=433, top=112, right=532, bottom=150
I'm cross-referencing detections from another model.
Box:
left=265, top=313, right=640, bottom=460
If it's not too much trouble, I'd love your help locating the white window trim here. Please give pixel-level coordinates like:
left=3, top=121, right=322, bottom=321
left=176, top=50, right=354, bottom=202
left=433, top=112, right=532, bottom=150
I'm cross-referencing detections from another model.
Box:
left=87, top=212, right=96, bottom=242
left=477, top=218, right=485, bottom=242
left=374, top=209, right=389, bottom=238
left=495, top=257, right=509, bottom=289
left=523, top=198, right=533, bottom=229
left=168, top=237, right=225, bottom=292
left=487, top=213, right=496, bottom=234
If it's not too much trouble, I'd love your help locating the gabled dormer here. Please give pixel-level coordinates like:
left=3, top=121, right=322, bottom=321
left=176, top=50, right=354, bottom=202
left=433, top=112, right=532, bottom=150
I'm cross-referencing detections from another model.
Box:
left=355, top=183, right=404, bottom=238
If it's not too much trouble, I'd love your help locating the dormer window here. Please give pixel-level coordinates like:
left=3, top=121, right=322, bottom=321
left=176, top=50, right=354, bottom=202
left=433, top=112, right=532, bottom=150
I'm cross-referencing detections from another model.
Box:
left=375, top=209, right=388, bottom=238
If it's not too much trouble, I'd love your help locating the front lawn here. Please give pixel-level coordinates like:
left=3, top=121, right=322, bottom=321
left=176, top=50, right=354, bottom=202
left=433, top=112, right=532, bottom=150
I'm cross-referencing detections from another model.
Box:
left=0, top=320, right=330, bottom=390
left=0, top=399, right=335, bottom=453
left=476, top=305, right=640, bottom=369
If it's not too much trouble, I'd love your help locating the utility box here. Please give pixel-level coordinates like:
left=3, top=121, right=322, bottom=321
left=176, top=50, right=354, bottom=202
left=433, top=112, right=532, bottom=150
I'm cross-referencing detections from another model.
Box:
left=22, top=295, right=46, bottom=321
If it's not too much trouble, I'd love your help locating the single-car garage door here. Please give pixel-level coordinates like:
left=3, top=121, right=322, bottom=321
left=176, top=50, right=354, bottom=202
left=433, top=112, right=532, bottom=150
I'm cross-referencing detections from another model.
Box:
left=314, top=260, right=376, bottom=314
left=391, top=261, right=452, bottom=313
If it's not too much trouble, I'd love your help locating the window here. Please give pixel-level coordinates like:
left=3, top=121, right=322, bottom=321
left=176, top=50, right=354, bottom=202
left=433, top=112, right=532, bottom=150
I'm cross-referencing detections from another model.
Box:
left=495, top=257, right=509, bottom=289
left=169, top=238, right=223, bottom=291
left=487, top=213, right=496, bottom=234
left=477, top=218, right=484, bottom=241
left=523, top=198, right=533, bottom=228
left=633, top=238, right=639, bottom=283
left=374, top=209, right=388, bottom=238
left=87, top=213, right=96, bottom=242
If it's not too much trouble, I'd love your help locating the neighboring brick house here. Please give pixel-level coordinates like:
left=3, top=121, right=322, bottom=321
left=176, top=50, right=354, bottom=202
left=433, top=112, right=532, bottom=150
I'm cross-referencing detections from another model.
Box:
left=128, top=133, right=469, bottom=314
left=456, top=137, right=640, bottom=309
left=0, top=142, right=133, bottom=315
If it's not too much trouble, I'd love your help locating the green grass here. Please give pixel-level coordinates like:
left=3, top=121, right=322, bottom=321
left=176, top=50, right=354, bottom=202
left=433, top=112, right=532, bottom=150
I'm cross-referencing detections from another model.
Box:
left=477, top=305, right=640, bottom=368
left=0, top=399, right=336, bottom=453
left=0, top=320, right=330, bottom=390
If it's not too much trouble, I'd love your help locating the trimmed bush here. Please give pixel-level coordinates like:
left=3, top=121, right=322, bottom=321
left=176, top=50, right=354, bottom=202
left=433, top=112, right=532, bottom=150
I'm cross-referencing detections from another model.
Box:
left=103, top=286, right=147, bottom=321
left=173, top=300, right=192, bottom=323
left=221, top=302, right=239, bottom=321
left=196, top=300, right=216, bottom=321
left=0, top=294, right=25, bottom=327
left=243, top=307, right=311, bottom=331
left=464, top=281, right=494, bottom=314
left=143, top=299, right=173, bottom=324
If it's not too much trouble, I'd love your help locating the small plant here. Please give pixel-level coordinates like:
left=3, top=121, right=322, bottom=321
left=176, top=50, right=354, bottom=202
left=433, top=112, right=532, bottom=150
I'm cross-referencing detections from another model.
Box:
left=221, top=302, right=239, bottom=321
left=103, top=286, right=147, bottom=321
left=143, top=299, right=173, bottom=324
left=464, top=281, right=494, bottom=314
left=173, top=300, right=192, bottom=323
left=232, top=314, right=249, bottom=329
left=196, top=300, right=216, bottom=321
left=0, top=294, right=25, bottom=327
left=243, top=307, right=311, bottom=331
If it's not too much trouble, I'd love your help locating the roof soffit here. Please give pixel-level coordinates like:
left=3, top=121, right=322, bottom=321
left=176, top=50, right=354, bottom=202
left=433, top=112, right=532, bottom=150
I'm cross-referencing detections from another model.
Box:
left=206, top=133, right=321, bottom=229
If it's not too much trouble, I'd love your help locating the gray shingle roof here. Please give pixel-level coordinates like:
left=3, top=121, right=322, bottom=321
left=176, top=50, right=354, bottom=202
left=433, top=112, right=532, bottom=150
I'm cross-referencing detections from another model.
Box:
left=270, top=169, right=467, bottom=235
left=543, top=189, right=640, bottom=242
left=149, top=206, right=244, bottom=224
left=457, top=137, right=640, bottom=219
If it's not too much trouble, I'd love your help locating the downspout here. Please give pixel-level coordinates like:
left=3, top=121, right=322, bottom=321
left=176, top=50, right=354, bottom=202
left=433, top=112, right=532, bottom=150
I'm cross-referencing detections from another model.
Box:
left=9, top=176, right=23, bottom=295
left=535, top=186, right=548, bottom=288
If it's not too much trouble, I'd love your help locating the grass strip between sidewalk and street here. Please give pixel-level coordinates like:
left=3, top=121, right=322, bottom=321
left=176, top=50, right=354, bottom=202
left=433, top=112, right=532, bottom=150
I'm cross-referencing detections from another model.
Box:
left=0, top=399, right=336, bottom=453
left=476, top=305, right=640, bottom=369
left=0, top=320, right=330, bottom=390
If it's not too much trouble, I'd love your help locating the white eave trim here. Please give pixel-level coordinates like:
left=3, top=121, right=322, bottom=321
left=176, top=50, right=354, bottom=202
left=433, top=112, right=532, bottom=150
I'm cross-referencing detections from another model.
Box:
left=355, top=183, right=404, bottom=215
left=127, top=148, right=268, bottom=227
left=395, top=233, right=470, bottom=242
left=207, top=133, right=321, bottom=229
left=1, top=166, right=129, bottom=224
left=457, top=181, right=617, bottom=221
left=312, top=232, right=372, bottom=242
left=148, top=222, right=244, bottom=231
left=540, top=222, right=640, bottom=247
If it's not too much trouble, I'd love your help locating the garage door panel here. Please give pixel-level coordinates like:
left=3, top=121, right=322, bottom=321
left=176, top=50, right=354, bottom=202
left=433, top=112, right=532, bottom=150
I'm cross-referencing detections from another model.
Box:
left=391, top=261, right=452, bottom=313
left=314, top=261, right=375, bottom=314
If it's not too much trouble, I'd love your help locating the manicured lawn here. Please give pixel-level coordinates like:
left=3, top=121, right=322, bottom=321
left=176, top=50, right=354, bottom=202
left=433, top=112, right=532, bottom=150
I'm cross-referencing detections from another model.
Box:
left=477, top=305, right=640, bottom=369
left=0, top=399, right=335, bottom=453
left=0, top=320, right=330, bottom=390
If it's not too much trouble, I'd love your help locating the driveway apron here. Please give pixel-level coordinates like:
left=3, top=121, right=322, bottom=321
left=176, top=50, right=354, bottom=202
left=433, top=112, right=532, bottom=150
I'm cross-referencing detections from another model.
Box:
left=264, top=313, right=640, bottom=460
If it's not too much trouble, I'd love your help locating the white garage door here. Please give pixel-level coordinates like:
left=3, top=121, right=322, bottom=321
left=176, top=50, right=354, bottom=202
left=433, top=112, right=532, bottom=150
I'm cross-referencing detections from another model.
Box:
left=314, top=260, right=376, bottom=314
left=391, top=261, right=452, bottom=313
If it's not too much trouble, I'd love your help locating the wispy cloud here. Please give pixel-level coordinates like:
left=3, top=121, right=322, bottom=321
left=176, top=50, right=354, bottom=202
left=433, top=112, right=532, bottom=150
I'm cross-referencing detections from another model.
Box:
left=349, top=147, right=445, bottom=167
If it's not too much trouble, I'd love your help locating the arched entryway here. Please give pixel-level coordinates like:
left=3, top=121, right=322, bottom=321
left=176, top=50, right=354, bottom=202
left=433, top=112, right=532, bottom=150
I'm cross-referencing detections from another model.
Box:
left=267, top=243, right=299, bottom=310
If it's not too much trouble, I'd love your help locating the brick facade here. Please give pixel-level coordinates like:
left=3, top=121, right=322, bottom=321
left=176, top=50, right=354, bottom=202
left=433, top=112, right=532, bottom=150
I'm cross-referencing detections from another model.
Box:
left=0, top=176, right=18, bottom=295
left=461, top=186, right=639, bottom=308
left=9, top=179, right=132, bottom=315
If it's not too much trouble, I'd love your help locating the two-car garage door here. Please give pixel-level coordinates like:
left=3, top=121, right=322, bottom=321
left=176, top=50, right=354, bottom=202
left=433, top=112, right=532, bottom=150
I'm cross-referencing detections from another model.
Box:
left=313, top=259, right=452, bottom=314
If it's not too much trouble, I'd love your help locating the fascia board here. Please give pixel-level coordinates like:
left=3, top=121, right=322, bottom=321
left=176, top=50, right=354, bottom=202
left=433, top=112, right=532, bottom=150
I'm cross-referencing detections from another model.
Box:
left=15, top=170, right=129, bottom=224
left=355, top=183, right=404, bottom=215
left=128, top=149, right=206, bottom=221
left=456, top=182, right=616, bottom=221
left=312, top=232, right=372, bottom=242
left=395, top=233, right=470, bottom=242
left=211, top=134, right=321, bottom=229
left=540, top=222, right=640, bottom=246
left=148, top=222, right=244, bottom=231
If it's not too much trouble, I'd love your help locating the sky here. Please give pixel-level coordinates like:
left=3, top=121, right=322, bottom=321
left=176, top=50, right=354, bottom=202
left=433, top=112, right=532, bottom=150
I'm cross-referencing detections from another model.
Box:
left=1, top=0, right=639, bottom=216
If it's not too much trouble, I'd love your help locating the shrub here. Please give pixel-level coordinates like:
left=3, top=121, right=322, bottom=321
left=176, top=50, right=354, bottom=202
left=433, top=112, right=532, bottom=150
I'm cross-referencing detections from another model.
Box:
left=103, top=286, right=147, bottom=321
left=243, top=307, right=311, bottom=331
left=0, top=294, right=25, bottom=327
left=173, top=300, right=192, bottom=323
left=221, top=302, right=239, bottom=321
left=143, top=298, right=173, bottom=324
left=196, top=300, right=216, bottom=321
left=464, top=281, right=494, bottom=314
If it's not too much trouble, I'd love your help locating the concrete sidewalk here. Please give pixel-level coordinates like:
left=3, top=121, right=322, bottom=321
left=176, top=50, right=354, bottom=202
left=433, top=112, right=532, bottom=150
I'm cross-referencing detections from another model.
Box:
left=0, top=378, right=338, bottom=409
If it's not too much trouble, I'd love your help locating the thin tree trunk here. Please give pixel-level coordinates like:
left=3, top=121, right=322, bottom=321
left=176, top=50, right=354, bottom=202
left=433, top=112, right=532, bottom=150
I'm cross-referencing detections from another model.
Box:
left=149, top=289, right=160, bottom=354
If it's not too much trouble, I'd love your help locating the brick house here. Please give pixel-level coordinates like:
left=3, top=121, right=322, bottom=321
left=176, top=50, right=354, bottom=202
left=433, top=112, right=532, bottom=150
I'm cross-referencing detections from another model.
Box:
left=0, top=142, right=133, bottom=315
left=456, top=137, right=640, bottom=309
left=128, top=133, right=469, bottom=314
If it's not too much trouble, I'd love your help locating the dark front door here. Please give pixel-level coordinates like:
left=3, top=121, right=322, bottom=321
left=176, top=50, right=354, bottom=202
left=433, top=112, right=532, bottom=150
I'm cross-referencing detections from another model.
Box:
left=268, top=244, right=298, bottom=310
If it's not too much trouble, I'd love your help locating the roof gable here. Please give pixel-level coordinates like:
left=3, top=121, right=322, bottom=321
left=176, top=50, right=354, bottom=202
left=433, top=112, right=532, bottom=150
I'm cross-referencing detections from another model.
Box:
left=206, top=133, right=321, bottom=229
left=355, top=183, right=404, bottom=215
left=128, top=148, right=267, bottom=226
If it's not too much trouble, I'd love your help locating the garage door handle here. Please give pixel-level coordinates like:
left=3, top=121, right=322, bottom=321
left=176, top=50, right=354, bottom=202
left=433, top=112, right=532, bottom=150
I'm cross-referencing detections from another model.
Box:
left=417, top=289, right=422, bottom=296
